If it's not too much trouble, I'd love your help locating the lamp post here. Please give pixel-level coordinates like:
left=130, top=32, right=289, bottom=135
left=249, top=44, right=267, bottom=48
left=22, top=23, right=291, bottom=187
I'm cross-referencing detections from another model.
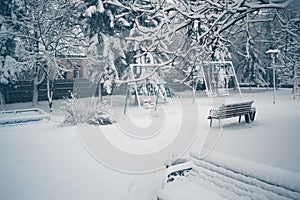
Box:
left=266, top=49, right=280, bottom=104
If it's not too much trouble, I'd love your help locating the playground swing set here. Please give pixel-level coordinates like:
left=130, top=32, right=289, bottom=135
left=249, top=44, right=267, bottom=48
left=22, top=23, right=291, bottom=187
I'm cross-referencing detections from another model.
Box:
left=122, top=60, right=255, bottom=126
left=123, top=61, right=243, bottom=112
left=200, top=61, right=256, bottom=127
left=123, top=63, right=172, bottom=114
left=191, top=61, right=244, bottom=105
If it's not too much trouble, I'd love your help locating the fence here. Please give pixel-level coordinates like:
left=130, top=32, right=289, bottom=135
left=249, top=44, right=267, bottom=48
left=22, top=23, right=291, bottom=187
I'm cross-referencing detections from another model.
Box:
left=2, top=79, right=99, bottom=104
left=1, top=72, right=196, bottom=105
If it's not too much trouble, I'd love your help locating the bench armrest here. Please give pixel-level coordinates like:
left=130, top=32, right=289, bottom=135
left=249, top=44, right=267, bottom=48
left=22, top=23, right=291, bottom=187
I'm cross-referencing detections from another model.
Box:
left=208, top=109, right=220, bottom=118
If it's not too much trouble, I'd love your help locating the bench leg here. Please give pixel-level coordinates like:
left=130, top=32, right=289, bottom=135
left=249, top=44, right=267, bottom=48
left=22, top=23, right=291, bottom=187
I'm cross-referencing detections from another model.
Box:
left=250, top=108, right=256, bottom=121
left=245, top=113, right=251, bottom=123
left=210, top=119, right=212, bottom=127
left=238, top=115, right=241, bottom=122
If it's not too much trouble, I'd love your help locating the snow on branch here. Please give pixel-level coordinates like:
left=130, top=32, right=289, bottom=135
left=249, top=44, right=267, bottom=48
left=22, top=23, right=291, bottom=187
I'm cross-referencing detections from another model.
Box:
left=115, top=59, right=175, bottom=85
left=83, top=0, right=296, bottom=91
left=243, top=0, right=293, bottom=9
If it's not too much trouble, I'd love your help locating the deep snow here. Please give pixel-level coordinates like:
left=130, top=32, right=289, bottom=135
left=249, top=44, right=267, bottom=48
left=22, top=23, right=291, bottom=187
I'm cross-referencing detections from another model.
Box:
left=0, top=88, right=300, bottom=199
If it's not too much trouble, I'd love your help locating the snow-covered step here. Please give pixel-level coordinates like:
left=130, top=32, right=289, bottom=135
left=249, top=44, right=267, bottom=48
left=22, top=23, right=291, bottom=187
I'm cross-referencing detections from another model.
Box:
left=189, top=152, right=300, bottom=200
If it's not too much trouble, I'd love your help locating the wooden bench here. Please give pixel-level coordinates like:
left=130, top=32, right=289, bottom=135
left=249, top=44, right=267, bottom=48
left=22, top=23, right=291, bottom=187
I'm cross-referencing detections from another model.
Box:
left=165, top=159, right=194, bottom=183
left=208, top=101, right=256, bottom=127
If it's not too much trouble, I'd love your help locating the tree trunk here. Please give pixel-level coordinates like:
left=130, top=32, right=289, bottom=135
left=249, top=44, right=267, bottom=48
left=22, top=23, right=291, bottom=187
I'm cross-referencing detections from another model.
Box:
left=0, top=88, right=5, bottom=109
left=47, top=79, right=53, bottom=112
left=32, top=63, right=46, bottom=106
left=32, top=73, right=39, bottom=106
left=100, top=83, right=103, bottom=102
left=32, top=29, right=40, bottom=107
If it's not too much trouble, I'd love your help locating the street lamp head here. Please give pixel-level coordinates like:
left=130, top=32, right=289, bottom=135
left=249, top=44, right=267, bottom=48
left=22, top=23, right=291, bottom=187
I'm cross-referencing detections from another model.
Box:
left=266, top=49, right=280, bottom=54
left=266, top=49, right=280, bottom=59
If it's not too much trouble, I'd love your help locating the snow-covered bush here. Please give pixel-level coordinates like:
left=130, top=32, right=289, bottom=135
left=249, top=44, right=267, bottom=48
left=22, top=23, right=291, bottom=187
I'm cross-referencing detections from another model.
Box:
left=0, top=55, right=24, bottom=85
left=60, top=94, right=114, bottom=126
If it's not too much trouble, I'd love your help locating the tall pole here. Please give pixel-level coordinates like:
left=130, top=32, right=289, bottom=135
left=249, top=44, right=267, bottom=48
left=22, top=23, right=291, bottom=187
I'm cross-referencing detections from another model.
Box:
left=272, top=55, right=276, bottom=104
left=266, top=49, right=280, bottom=104
left=293, top=62, right=297, bottom=99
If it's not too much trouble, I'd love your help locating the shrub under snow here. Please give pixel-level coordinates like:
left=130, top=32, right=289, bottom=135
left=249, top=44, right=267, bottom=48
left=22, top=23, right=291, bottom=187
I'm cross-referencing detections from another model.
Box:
left=60, top=94, right=114, bottom=126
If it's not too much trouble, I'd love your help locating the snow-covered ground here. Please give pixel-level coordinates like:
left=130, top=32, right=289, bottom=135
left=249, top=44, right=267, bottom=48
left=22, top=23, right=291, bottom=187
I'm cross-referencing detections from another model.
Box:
left=201, top=88, right=300, bottom=174
left=0, top=115, right=165, bottom=200
left=0, top=88, right=300, bottom=199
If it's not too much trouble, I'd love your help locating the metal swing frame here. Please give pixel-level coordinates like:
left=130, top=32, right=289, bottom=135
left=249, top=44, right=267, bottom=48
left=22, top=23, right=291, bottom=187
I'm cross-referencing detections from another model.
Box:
left=123, top=63, right=172, bottom=114
left=191, top=61, right=243, bottom=105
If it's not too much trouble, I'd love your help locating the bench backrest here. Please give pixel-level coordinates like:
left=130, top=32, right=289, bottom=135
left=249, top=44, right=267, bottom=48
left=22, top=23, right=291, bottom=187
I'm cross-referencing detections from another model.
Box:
left=218, top=101, right=253, bottom=118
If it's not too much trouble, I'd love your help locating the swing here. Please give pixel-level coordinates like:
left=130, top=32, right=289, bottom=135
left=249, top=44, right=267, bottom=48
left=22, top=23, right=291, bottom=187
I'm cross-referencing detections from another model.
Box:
left=123, top=63, right=172, bottom=114
left=142, top=81, right=171, bottom=110
left=182, top=65, right=206, bottom=104
left=192, top=75, right=205, bottom=104
left=143, top=98, right=156, bottom=109
left=142, top=80, right=156, bottom=109
left=202, top=61, right=242, bottom=100
left=188, top=61, right=243, bottom=107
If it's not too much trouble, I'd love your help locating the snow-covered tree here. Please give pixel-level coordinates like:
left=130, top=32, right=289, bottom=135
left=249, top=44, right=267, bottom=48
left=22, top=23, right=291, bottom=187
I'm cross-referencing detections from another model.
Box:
left=61, top=0, right=299, bottom=97
left=4, top=0, right=292, bottom=99
left=0, top=0, right=27, bottom=107
left=82, top=0, right=174, bottom=95
left=223, top=1, right=300, bottom=87
left=82, top=0, right=130, bottom=93
left=272, top=2, right=300, bottom=86
left=4, top=0, right=296, bottom=108
left=153, top=0, right=294, bottom=87
left=2, top=0, right=86, bottom=106
left=222, top=10, right=273, bottom=86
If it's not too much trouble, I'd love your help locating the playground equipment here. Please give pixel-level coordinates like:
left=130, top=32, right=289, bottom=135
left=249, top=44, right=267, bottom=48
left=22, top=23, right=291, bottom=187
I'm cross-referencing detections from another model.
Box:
left=123, top=63, right=172, bottom=114
left=191, top=61, right=243, bottom=105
